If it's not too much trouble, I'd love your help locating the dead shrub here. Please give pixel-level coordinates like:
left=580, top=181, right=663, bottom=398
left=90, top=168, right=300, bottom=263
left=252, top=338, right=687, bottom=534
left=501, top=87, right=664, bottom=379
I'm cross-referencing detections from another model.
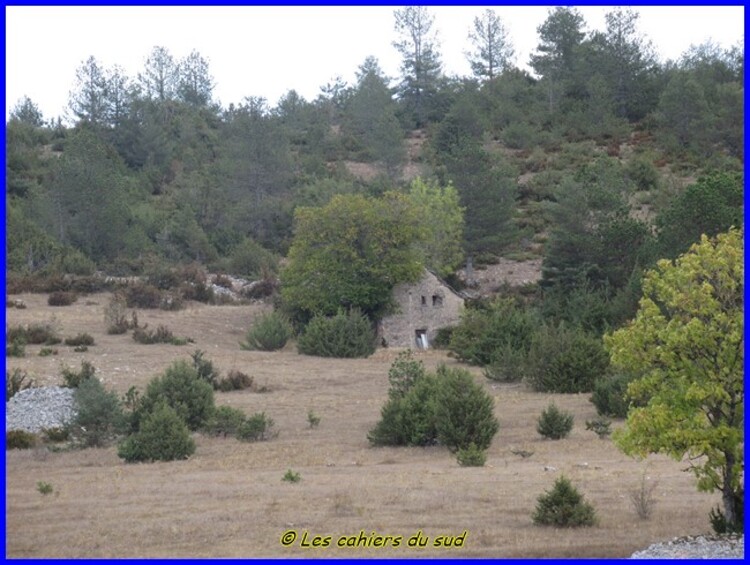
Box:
left=124, top=282, right=162, bottom=309
left=630, top=472, right=658, bottom=520
left=216, top=370, right=255, bottom=392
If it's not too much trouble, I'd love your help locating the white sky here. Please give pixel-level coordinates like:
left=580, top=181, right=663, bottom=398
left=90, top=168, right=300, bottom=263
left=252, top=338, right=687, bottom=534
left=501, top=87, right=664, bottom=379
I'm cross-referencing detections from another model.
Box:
left=5, top=5, right=745, bottom=122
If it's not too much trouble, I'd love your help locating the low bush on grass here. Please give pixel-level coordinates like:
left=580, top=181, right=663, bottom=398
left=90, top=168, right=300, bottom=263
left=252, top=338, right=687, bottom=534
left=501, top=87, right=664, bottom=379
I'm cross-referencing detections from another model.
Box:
left=64, top=333, right=95, bottom=347
left=61, top=361, right=96, bottom=389
left=132, top=325, right=190, bottom=345
left=118, top=403, right=196, bottom=463
left=537, top=403, right=574, bottom=440
left=6, top=369, right=35, bottom=400
left=456, top=443, right=487, bottom=467
left=203, top=406, right=247, bottom=438
left=297, top=309, right=376, bottom=358
left=240, top=311, right=291, bottom=352
left=532, top=476, right=598, bottom=527
left=71, top=378, right=127, bottom=447
left=124, top=282, right=162, bottom=309
left=369, top=362, right=499, bottom=455
left=6, top=338, right=26, bottom=357
left=104, top=294, right=138, bottom=335
left=48, top=291, right=77, bottom=306
left=282, top=469, right=301, bottom=483
left=133, top=360, right=215, bottom=432
left=216, top=370, right=255, bottom=392
left=190, top=349, right=220, bottom=389
left=7, top=323, right=61, bottom=345
left=590, top=373, right=637, bottom=418
left=6, top=430, right=38, bottom=450
left=237, top=412, right=276, bottom=442
left=525, top=323, right=609, bottom=393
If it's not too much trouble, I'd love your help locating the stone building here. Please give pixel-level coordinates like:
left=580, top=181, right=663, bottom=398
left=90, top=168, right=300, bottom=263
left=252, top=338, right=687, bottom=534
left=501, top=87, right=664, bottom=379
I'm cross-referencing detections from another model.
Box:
left=379, top=269, right=464, bottom=349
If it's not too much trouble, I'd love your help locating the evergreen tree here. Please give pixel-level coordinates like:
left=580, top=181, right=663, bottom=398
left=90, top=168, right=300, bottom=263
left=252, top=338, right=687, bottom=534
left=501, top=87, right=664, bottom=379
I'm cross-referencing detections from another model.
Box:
left=529, top=7, right=586, bottom=113
left=467, top=9, right=515, bottom=81
left=392, top=6, right=443, bottom=128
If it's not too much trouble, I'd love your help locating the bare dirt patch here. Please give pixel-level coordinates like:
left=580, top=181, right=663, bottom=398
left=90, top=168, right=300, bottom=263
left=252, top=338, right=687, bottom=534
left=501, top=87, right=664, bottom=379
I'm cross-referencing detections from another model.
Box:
left=6, top=293, right=719, bottom=558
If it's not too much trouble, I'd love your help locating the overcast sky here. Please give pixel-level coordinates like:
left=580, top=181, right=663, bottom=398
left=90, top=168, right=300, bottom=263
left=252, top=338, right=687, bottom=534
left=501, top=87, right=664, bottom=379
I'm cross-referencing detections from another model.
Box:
left=5, top=5, right=744, bottom=122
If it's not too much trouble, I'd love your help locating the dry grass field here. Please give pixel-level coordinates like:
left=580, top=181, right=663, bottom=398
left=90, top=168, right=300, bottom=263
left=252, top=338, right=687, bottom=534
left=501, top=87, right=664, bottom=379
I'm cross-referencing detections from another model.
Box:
left=5, top=293, right=720, bottom=558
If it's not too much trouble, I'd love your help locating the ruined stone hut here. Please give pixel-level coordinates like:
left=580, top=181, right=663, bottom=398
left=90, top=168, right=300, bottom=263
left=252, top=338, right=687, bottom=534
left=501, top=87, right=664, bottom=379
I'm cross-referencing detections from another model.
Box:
left=379, top=269, right=464, bottom=349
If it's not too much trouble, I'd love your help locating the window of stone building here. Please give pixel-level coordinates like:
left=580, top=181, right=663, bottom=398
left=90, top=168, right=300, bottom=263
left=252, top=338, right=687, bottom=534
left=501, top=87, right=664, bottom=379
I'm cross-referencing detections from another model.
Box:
left=432, top=295, right=443, bottom=307
left=421, top=295, right=427, bottom=306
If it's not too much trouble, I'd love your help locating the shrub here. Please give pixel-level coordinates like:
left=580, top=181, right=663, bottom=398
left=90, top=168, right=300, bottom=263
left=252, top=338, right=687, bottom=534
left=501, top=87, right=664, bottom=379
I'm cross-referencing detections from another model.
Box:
left=61, top=361, right=96, bottom=388
left=590, top=373, right=636, bottom=418
left=8, top=323, right=60, bottom=345
left=432, top=326, right=454, bottom=349
left=626, top=156, right=659, bottom=192
left=449, top=298, right=537, bottom=367
left=237, top=412, right=276, bottom=442
left=307, top=410, right=321, bottom=429
left=434, top=365, right=499, bottom=452
left=216, top=370, right=255, bottom=392
left=456, top=443, right=487, bottom=467
left=190, top=350, right=220, bottom=389
left=124, top=282, right=162, bottom=309
left=42, top=427, right=69, bottom=443
left=6, top=430, right=38, bottom=449
left=369, top=363, right=499, bottom=452
left=387, top=349, right=426, bottom=399
left=38, top=347, right=58, bottom=357
left=104, top=294, right=137, bottom=335
left=585, top=417, right=612, bottom=439
left=36, top=481, right=54, bottom=495
left=6, top=338, right=26, bottom=358
left=282, top=469, right=301, bottom=483
left=484, top=344, right=528, bottom=383
left=709, top=500, right=744, bottom=534
left=71, top=377, right=127, bottom=447
left=240, top=311, right=291, bottom=352
left=48, top=291, right=77, bottom=306
left=525, top=323, right=609, bottom=393
left=203, top=405, right=247, bottom=438
left=64, top=333, right=95, bottom=347
left=135, top=360, right=215, bottom=432
left=537, top=403, right=574, bottom=440
left=630, top=472, right=658, bottom=520
left=533, top=476, right=598, bottom=528
left=118, top=403, right=196, bottom=463
left=159, top=292, right=184, bottom=311
left=132, top=325, right=188, bottom=345
left=6, top=369, right=35, bottom=400
left=297, top=309, right=376, bottom=358
left=367, top=373, right=440, bottom=447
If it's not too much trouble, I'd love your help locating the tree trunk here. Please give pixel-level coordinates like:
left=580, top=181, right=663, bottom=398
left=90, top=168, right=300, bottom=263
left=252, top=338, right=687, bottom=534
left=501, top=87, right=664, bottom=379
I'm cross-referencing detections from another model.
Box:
left=722, top=450, right=741, bottom=528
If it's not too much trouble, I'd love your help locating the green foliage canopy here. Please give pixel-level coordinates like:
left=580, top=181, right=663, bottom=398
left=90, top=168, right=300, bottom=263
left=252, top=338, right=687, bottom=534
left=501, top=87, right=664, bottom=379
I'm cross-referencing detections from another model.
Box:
left=280, top=193, right=423, bottom=320
left=606, top=228, right=744, bottom=527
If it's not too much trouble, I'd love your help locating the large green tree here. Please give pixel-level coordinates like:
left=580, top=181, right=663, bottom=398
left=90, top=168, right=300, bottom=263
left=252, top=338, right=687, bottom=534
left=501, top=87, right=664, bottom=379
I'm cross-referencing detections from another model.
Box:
left=280, top=193, right=423, bottom=321
left=606, top=228, right=744, bottom=529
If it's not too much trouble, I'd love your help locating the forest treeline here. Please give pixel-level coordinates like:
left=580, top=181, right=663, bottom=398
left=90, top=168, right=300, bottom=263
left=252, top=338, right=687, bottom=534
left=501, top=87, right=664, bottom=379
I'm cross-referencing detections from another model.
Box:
left=6, top=7, right=743, bottom=325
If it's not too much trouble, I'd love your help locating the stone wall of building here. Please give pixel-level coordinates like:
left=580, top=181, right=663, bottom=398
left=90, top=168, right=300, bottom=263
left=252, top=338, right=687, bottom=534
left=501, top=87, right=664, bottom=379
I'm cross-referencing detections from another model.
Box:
left=380, top=270, right=464, bottom=348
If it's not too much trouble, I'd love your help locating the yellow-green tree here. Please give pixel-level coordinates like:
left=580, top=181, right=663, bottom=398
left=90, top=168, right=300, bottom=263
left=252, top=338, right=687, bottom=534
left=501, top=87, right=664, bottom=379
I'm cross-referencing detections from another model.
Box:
left=605, top=228, right=743, bottom=529
left=407, top=177, right=465, bottom=278
left=280, top=193, right=423, bottom=322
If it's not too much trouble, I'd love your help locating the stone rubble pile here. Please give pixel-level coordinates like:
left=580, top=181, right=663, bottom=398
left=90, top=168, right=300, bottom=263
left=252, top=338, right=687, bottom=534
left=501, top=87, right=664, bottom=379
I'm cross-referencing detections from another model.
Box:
left=631, top=534, right=744, bottom=559
left=6, top=386, right=77, bottom=433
